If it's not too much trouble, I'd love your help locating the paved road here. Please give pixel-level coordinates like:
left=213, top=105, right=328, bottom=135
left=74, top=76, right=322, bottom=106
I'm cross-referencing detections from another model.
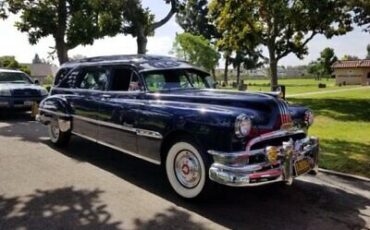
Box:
left=0, top=112, right=369, bottom=230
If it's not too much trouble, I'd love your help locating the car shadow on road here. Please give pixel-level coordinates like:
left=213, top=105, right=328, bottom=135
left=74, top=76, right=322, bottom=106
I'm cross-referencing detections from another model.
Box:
left=48, top=135, right=370, bottom=230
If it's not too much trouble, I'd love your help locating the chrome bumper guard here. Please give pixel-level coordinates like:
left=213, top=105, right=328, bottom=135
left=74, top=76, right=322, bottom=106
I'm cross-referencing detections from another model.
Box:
left=208, top=130, right=319, bottom=187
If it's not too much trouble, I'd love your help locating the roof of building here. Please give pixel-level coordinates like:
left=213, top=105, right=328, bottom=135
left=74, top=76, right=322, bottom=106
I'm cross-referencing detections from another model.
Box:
left=30, top=63, right=58, bottom=77
left=332, top=60, right=370, bottom=69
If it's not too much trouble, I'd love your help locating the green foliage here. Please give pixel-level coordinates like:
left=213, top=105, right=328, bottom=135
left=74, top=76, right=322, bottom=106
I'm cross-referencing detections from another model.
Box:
left=367, top=44, right=370, bottom=59
left=352, top=0, right=370, bottom=32
left=122, top=0, right=178, bottom=54
left=43, top=74, right=54, bottom=85
left=0, top=56, right=30, bottom=74
left=176, top=0, right=218, bottom=40
left=319, top=48, right=337, bottom=75
left=0, top=0, right=8, bottom=19
left=341, top=55, right=360, bottom=61
left=209, top=0, right=353, bottom=88
left=6, top=0, right=125, bottom=64
left=172, top=33, right=219, bottom=72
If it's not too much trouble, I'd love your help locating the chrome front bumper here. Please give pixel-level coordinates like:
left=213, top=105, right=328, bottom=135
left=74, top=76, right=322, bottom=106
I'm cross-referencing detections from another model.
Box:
left=208, top=130, right=319, bottom=187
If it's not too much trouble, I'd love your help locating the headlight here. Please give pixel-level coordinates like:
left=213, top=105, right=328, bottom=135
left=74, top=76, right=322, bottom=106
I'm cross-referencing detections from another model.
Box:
left=235, top=114, right=252, bottom=138
left=40, top=88, right=49, bottom=96
left=0, top=89, right=11, bottom=96
left=304, top=110, right=314, bottom=126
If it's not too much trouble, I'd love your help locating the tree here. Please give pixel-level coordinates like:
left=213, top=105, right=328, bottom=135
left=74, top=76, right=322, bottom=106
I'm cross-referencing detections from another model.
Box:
left=341, top=55, right=360, bottom=61
left=230, top=51, right=263, bottom=87
left=307, top=61, right=324, bottom=80
left=32, top=54, right=42, bottom=64
left=176, top=0, right=218, bottom=40
left=0, top=56, right=30, bottom=74
left=122, top=0, right=178, bottom=54
left=367, top=44, right=370, bottom=59
left=7, top=0, right=125, bottom=64
left=209, top=0, right=352, bottom=90
left=0, top=0, right=8, bottom=19
left=352, top=0, right=370, bottom=31
left=172, top=33, right=220, bottom=79
left=319, top=48, right=337, bottom=76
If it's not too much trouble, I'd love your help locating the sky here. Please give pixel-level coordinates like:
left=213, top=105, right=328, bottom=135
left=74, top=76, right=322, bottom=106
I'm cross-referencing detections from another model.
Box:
left=0, top=0, right=369, bottom=67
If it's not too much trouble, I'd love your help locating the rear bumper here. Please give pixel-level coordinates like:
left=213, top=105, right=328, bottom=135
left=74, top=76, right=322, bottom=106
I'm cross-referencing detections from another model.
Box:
left=208, top=130, right=319, bottom=187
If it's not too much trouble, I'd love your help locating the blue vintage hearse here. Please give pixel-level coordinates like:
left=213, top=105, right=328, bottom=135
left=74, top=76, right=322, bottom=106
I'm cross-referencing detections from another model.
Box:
left=37, top=55, right=319, bottom=199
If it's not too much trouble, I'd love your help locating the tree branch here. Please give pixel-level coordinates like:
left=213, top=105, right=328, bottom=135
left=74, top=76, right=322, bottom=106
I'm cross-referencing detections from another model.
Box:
left=152, top=0, right=178, bottom=29
left=277, top=31, right=317, bottom=60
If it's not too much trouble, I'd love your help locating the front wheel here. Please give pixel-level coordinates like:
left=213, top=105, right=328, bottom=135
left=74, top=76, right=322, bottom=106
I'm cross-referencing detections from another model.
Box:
left=48, top=119, right=71, bottom=147
left=165, top=140, right=212, bottom=199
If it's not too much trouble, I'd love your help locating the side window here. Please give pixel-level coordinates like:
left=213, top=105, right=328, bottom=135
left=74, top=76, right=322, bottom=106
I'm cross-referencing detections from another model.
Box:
left=145, top=74, right=166, bottom=92
left=54, top=68, right=71, bottom=86
left=77, top=68, right=109, bottom=90
left=59, top=70, right=79, bottom=88
left=110, top=67, right=142, bottom=91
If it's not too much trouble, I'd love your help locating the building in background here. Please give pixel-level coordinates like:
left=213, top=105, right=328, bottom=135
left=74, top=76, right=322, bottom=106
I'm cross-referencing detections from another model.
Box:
left=333, top=60, right=370, bottom=85
left=21, top=63, right=58, bottom=84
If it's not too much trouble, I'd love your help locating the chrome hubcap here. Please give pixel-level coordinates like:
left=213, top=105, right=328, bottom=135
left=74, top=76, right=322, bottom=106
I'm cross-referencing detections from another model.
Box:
left=174, top=150, right=202, bottom=188
left=49, top=123, right=60, bottom=141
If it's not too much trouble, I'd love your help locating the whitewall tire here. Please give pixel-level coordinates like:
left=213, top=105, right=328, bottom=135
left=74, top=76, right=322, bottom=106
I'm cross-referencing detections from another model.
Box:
left=48, top=119, right=71, bottom=147
left=165, top=141, right=209, bottom=199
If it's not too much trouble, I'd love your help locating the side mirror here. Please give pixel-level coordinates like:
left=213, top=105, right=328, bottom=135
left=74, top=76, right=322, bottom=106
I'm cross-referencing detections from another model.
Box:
left=34, top=79, right=40, bottom=85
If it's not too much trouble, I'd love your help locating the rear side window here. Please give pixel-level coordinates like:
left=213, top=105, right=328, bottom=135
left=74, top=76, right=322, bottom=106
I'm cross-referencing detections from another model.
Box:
left=77, top=68, right=109, bottom=91
left=110, top=67, right=142, bottom=91
left=54, top=68, right=71, bottom=86
left=59, top=70, right=79, bottom=88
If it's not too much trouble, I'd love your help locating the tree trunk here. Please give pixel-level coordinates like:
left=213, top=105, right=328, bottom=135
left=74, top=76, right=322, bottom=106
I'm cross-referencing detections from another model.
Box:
left=55, top=39, right=69, bottom=65
left=236, top=63, right=241, bottom=87
left=211, top=68, right=217, bottom=82
left=55, top=0, right=68, bottom=65
left=269, top=59, right=278, bottom=90
left=268, top=44, right=278, bottom=91
left=137, top=27, right=148, bottom=55
left=224, top=57, right=229, bottom=85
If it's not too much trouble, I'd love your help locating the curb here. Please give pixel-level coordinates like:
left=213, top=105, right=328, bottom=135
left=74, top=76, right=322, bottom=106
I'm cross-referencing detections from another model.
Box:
left=318, top=168, right=370, bottom=182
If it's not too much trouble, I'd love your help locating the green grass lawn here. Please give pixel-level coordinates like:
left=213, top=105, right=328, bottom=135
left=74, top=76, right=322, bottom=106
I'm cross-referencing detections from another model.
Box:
left=288, top=88, right=370, bottom=178
left=222, top=78, right=359, bottom=95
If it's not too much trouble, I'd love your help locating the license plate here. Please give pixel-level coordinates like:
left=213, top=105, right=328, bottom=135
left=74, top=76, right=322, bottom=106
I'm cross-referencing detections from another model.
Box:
left=295, top=159, right=311, bottom=176
left=24, top=101, right=34, bottom=106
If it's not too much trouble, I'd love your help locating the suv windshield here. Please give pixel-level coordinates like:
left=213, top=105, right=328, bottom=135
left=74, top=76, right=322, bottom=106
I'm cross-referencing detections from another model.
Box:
left=0, top=72, right=33, bottom=84
left=143, top=69, right=213, bottom=92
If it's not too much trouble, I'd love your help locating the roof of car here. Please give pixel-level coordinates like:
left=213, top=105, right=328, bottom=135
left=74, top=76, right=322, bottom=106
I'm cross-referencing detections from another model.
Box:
left=0, top=68, right=23, bottom=73
left=61, top=54, right=206, bottom=72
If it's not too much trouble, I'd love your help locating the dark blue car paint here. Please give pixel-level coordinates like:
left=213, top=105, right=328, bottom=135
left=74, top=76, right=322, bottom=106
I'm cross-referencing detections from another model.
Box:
left=38, top=55, right=311, bottom=164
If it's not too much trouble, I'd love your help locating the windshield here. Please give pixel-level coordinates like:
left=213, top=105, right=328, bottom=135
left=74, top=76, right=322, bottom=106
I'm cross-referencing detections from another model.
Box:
left=142, top=69, right=214, bottom=92
left=0, top=72, right=33, bottom=84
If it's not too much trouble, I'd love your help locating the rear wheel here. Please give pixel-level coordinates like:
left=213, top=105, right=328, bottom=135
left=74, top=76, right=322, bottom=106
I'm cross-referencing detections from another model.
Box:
left=48, top=119, right=71, bottom=147
left=165, top=140, right=212, bottom=199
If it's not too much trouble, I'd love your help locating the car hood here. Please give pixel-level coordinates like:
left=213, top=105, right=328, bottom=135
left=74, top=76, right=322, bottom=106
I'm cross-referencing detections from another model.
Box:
left=0, top=83, right=43, bottom=91
left=146, top=89, right=284, bottom=127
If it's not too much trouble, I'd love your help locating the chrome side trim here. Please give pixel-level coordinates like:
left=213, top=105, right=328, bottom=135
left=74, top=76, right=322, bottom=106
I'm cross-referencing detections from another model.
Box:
left=73, top=115, right=137, bottom=133
left=39, top=108, right=72, bottom=118
left=72, top=114, right=163, bottom=139
left=136, top=129, right=163, bottom=139
left=72, top=131, right=161, bottom=165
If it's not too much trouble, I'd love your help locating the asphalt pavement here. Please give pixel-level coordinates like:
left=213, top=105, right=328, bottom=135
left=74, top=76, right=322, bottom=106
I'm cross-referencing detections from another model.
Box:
left=0, top=112, right=369, bottom=230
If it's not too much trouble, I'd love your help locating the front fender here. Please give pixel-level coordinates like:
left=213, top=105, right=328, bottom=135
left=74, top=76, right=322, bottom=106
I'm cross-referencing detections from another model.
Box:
left=38, top=95, right=73, bottom=121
